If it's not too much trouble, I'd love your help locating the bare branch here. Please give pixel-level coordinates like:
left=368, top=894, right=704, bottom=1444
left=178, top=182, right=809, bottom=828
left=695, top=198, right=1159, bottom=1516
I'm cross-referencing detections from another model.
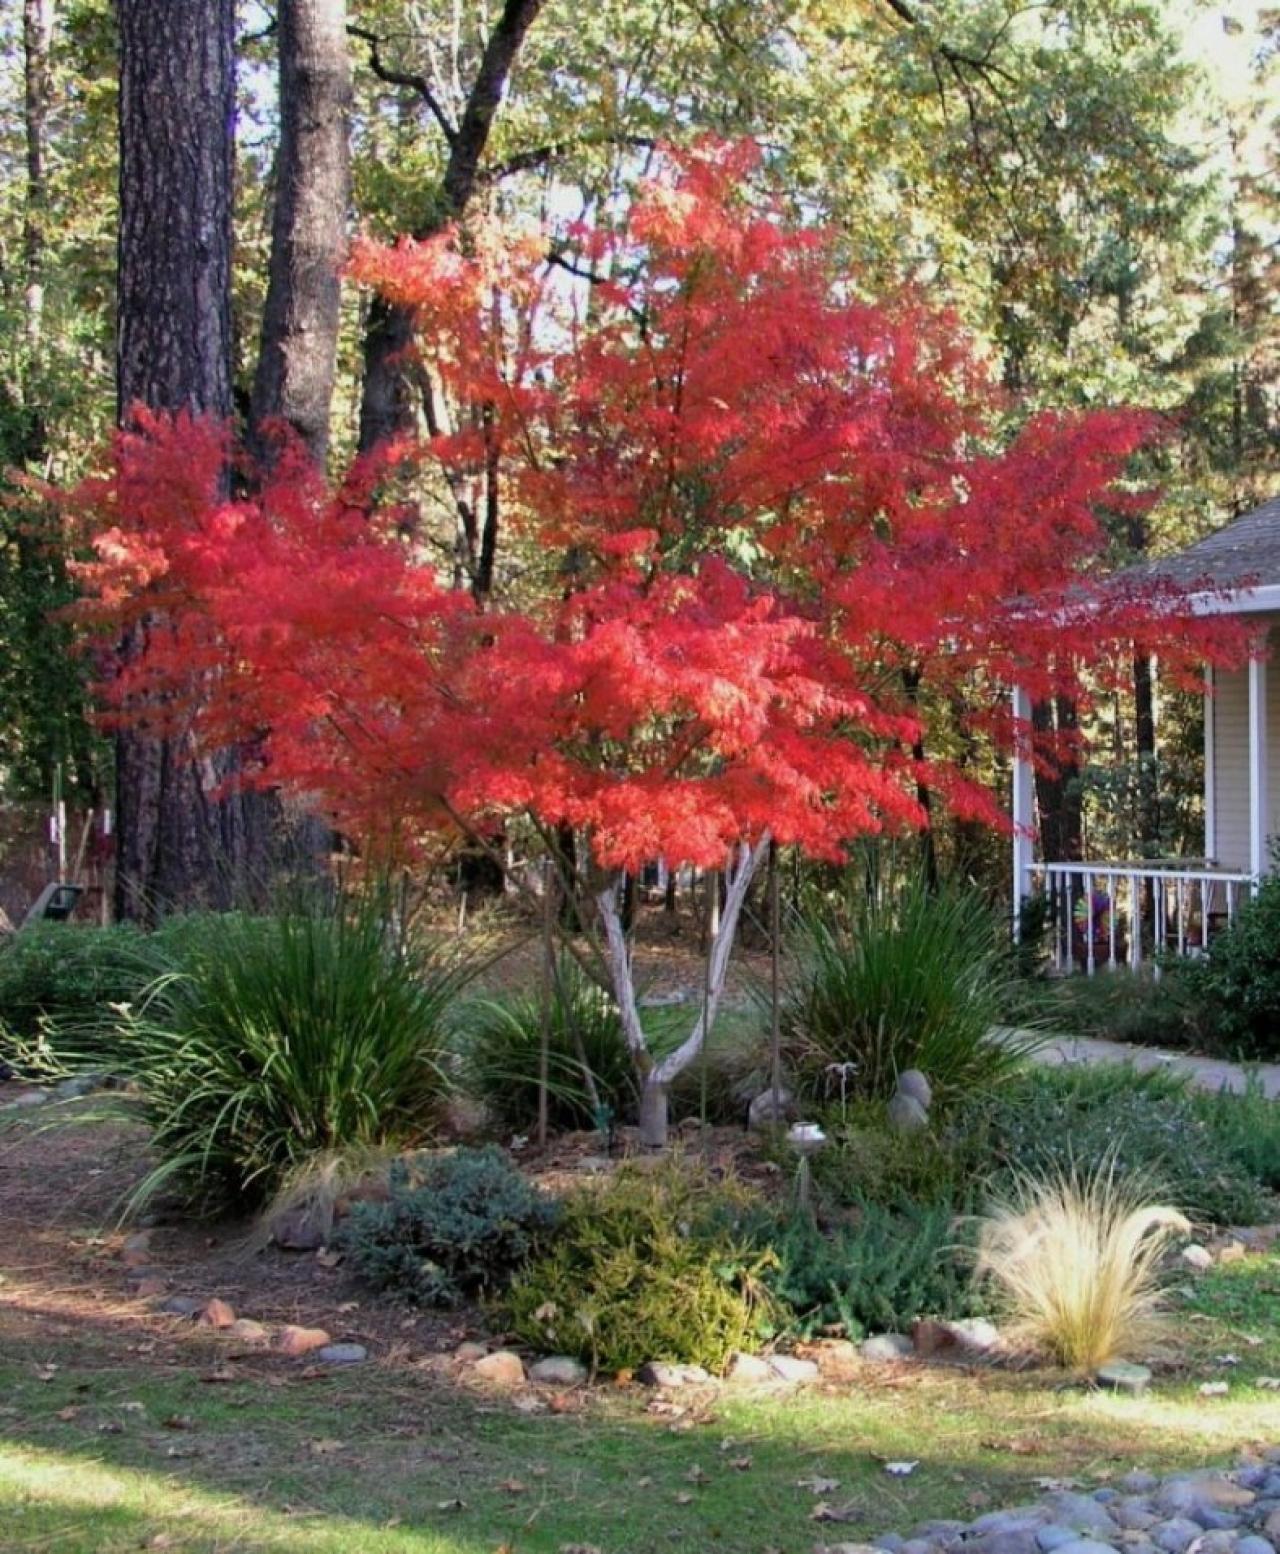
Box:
left=348, top=22, right=457, bottom=145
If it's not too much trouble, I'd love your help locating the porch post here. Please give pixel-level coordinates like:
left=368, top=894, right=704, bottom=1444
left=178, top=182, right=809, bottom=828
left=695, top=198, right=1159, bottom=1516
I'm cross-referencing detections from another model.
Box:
left=1249, top=650, right=1269, bottom=882
left=1204, top=664, right=1216, bottom=863
left=1012, top=683, right=1035, bottom=938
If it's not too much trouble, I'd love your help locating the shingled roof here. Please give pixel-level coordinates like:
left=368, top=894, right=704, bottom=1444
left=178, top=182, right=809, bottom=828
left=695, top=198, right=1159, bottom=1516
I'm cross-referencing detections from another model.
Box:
left=1142, top=495, right=1280, bottom=591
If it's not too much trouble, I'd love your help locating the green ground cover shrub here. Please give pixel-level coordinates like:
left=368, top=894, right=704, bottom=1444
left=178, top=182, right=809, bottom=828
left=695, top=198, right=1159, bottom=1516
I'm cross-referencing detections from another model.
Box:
left=89, top=897, right=473, bottom=1211
left=1180, top=874, right=1280, bottom=1059
left=1005, top=963, right=1200, bottom=1050
left=340, top=1146, right=560, bottom=1305
left=968, top=1065, right=1272, bottom=1225
left=781, top=875, right=1037, bottom=1107
left=506, top=1162, right=776, bottom=1373
left=1188, top=1076, right=1280, bottom=1193
left=759, top=1199, right=981, bottom=1338
left=0, top=921, right=150, bottom=1039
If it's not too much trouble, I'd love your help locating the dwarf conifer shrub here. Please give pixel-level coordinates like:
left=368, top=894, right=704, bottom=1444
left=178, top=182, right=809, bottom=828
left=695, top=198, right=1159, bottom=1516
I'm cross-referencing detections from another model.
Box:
left=506, top=1162, right=776, bottom=1374
left=340, top=1146, right=560, bottom=1306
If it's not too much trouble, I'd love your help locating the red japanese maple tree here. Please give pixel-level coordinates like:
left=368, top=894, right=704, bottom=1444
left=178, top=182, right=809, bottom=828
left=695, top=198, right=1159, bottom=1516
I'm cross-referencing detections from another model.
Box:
left=68, top=142, right=1243, bottom=1144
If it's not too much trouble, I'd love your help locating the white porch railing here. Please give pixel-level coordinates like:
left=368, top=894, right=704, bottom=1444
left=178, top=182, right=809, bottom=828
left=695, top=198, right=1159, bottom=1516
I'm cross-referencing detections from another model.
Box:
left=1031, top=862, right=1256, bottom=975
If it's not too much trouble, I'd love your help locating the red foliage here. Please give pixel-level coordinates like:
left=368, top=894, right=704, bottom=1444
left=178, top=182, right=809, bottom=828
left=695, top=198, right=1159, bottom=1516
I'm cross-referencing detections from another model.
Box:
left=63, top=143, right=1248, bottom=873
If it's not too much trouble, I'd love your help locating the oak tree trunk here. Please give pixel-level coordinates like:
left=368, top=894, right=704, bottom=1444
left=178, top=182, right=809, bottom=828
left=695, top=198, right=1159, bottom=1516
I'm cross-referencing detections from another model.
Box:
left=115, top=0, right=256, bottom=920
left=249, top=0, right=352, bottom=466
left=356, top=0, right=547, bottom=454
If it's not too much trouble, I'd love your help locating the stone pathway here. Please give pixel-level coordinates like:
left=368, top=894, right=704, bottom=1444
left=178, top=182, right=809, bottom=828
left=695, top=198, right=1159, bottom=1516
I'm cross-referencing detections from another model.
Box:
left=838, top=1456, right=1280, bottom=1554
left=1010, top=1029, right=1280, bottom=1100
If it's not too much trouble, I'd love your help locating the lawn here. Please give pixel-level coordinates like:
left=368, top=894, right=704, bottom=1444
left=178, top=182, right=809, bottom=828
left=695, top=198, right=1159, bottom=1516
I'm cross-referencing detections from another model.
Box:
left=2, top=1114, right=1279, bottom=1554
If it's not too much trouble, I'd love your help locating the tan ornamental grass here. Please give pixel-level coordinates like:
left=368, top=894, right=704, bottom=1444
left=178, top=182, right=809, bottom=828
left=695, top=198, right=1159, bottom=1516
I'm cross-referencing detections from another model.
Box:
left=973, top=1162, right=1190, bottom=1374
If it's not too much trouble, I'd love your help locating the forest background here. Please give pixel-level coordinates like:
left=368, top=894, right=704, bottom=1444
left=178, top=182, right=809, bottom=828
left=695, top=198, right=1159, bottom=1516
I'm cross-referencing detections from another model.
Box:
left=1, top=0, right=1277, bottom=899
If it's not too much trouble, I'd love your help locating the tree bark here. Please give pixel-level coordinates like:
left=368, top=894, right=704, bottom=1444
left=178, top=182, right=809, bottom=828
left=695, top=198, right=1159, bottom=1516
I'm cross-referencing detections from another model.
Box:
left=249, top=0, right=352, bottom=466
left=114, top=0, right=252, bottom=921
left=355, top=0, right=547, bottom=454
left=23, top=0, right=55, bottom=369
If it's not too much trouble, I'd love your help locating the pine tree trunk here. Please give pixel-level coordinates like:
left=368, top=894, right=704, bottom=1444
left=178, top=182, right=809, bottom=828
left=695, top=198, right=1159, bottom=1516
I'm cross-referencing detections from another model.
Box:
left=23, top=0, right=54, bottom=372
left=249, top=0, right=351, bottom=466
left=114, top=0, right=255, bottom=920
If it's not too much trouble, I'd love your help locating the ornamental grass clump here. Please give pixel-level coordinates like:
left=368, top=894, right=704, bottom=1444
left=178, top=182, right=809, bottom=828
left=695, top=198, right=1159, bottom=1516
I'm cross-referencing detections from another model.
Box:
left=973, top=1164, right=1189, bottom=1374
left=782, top=873, right=1040, bottom=1106
left=97, top=895, right=473, bottom=1213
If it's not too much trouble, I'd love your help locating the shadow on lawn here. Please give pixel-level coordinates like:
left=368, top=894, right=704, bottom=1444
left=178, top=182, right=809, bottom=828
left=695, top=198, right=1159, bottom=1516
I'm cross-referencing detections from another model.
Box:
left=2, top=1112, right=1276, bottom=1553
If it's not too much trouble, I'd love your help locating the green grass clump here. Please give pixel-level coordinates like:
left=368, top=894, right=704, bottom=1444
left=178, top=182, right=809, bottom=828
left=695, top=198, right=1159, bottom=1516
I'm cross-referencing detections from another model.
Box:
left=782, top=875, right=1038, bottom=1107
left=340, top=1145, right=561, bottom=1305
left=506, top=1161, right=776, bottom=1374
left=90, top=897, right=473, bottom=1212
left=456, top=955, right=646, bottom=1133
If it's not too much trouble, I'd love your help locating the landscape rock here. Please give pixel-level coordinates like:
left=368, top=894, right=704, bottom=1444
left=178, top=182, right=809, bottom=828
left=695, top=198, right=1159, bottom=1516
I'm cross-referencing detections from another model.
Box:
left=862, top=1334, right=915, bottom=1363
left=1236, top=1537, right=1276, bottom=1554
left=197, top=1298, right=236, bottom=1329
left=269, top=1204, right=329, bottom=1251
left=1043, top=1493, right=1123, bottom=1537
left=275, top=1324, right=332, bottom=1357
left=317, top=1343, right=367, bottom=1365
left=896, top=1069, right=933, bottom=1109
left=53, top=1075, right=97, bottom=1100
left=158, top=1295, right=202, bottom=1318
left=473, top=1350, right=526, bottom=1386
left=1267, top=1513, right=1280, bottom=1541
left=528, top=1356, right=588, bottom=1386
left=1181, top=1244, right=1214, bottom=1272
left=1110, top=1500, right=1159, bottom=1532
left=132, top=1277, right=166, bottom=1298
left=454, top=1341, right=488, bottom=1363
left=637, top=1361, right=710, bottom=1387
left=1041, top=1540, right=1119, bottom=1554
left=227, top=1319, right=269, bottom=1346
left=900, top=1540, right=943, bottom=1554
left=912, top=1317, right=1001, bottom=1358
left=1037, top=1528, right=1084, bottom=1553
left=725, top=1351, right=774, bottom=1384
left=1151, top=1519, right=1205, bottom=1553
left=887, top=1091, right=930, bottom=1133
left=1098, top=1362, right=1152, bottom=1397
left=1122, top=1475, right=1161, bottom=1496
left=966, top=1526, right=1045, bottom=1554
left=767, top=1354, right=819, bottom=1384
left=747, top=1086, right=796, bottom=1129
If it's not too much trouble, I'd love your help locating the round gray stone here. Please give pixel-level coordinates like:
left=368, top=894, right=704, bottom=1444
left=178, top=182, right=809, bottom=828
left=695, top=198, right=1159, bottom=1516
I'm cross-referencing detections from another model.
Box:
left=1047, top=1540, right=1121, bottom=1554
left=317, top=1343, right=367, bottom=1365
left=1121, top=1476, right=1161, bottom=1496
left=862, top=1334, right=916, bottom=1363
left=896, top=1069, right=932, bottom=1109
left=1039, top=1529, right=1083, bottom=1553
left=1097, top=1362, right=1152, bottom=1397
left=1236, top=1538, right=1276, bottom=1554
left=528, top=1356, right=588, bottom=1386
left=1151, top=1519, right=1204, bottom=1554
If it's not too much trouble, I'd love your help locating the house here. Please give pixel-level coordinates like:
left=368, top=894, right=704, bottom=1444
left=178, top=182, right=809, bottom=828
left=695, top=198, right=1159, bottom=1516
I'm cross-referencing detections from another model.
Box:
left=1013, top=494, right=1280, bottom=972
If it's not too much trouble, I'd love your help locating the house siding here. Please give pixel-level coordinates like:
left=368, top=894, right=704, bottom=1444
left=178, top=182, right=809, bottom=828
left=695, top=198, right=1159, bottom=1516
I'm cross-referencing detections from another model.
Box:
left=1210, top=630, right=1280, bottom=871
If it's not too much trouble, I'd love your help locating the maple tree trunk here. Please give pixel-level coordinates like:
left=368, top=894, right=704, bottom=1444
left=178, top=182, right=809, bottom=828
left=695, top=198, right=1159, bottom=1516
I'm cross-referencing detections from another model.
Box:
left=356, top=0, right=547, bottom=453
left=598, top=837, right=769, bottom=1149
left=250, top=0, right=352, bottom=466
left=115, top=0, right=258, bottom=920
